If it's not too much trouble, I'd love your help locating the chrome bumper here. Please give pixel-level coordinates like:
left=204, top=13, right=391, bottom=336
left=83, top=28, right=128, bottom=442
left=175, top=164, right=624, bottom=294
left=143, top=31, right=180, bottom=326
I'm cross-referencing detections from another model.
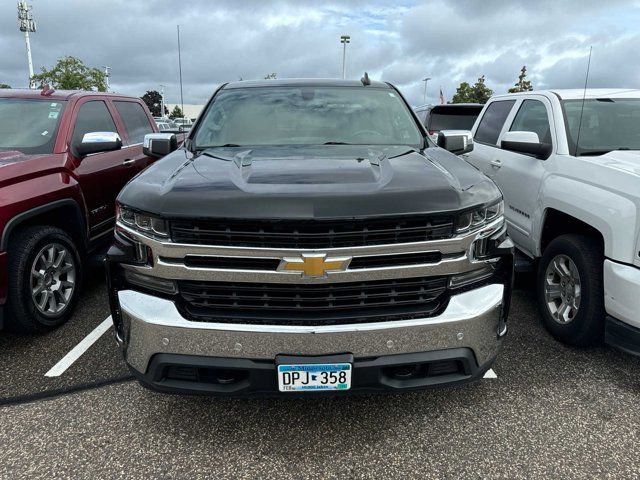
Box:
left=118, top=283, right=505, bottom=374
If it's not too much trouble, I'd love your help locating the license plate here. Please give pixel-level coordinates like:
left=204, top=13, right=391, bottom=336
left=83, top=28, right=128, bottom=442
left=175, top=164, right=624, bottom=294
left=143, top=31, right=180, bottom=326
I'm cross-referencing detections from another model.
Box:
left=277, top=363, right=352, bottom=392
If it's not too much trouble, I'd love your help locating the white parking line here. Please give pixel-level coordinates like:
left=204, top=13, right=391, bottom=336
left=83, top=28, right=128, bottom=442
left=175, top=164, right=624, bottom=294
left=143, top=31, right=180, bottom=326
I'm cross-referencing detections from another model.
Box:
left=483, top=369, right=498, bottom=379
left=45, top=316, right=113, bottom=378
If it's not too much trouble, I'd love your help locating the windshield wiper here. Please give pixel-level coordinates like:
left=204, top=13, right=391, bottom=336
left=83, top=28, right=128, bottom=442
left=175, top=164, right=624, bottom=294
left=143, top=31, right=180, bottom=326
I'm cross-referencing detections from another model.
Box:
left=195, top=143, right=243, bottom=150
left=323, top=141, right=352, bottom=145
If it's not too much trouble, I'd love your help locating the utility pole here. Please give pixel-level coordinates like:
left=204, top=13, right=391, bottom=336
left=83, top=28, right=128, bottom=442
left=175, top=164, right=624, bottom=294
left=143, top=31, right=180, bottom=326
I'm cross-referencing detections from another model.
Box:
left=422, top=77, right=431, bottom=104
left=103, top=66, right=111, bottom=92
left=159, top=84, right=166, bottom=118
left=340, top=35, right=350, bottom=80
left=17, top=1, right=36, bottom=88
left=177, top=25, right=184, bottom=119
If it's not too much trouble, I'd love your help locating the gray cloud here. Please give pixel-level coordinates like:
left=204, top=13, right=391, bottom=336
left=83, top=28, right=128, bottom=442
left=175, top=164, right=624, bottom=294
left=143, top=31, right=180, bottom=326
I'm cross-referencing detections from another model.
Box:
left=1, top=0, right=639, bottom=106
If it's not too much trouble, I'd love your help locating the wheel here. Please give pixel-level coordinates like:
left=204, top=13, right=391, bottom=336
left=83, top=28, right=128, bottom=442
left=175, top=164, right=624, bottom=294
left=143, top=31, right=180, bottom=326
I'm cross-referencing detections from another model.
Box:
left=536, top=234, right=604, bottom=346
left=5, top=226, right=82, bottom=333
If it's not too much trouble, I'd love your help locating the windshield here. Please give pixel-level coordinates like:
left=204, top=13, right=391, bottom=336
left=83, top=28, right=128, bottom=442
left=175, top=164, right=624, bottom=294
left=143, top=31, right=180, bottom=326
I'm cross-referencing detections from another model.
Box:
left=563, top=98, right=640, bottom=155
left=194, top=86, right=423, bottom=148
left=0, top=98, right=66, bottom=154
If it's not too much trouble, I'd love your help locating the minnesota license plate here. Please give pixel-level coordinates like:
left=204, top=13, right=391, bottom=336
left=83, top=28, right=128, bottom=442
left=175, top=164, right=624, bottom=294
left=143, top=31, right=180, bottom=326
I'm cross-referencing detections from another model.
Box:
left=277, top=363, right=352, bottom=392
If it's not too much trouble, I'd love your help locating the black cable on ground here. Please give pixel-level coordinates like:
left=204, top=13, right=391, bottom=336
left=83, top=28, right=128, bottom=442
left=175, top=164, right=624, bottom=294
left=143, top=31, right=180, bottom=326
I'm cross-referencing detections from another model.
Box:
left=0, top=374, right=134, bottom=408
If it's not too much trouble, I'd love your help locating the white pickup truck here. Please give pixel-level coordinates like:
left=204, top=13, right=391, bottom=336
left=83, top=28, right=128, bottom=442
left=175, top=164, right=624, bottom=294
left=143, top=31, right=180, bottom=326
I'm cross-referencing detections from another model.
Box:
left=461, top=89, right=640, bottom=355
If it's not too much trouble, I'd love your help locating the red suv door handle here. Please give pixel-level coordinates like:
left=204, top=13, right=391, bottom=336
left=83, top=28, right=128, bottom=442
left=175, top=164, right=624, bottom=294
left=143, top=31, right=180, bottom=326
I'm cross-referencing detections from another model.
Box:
left=123, top=159, right=135, bottom=167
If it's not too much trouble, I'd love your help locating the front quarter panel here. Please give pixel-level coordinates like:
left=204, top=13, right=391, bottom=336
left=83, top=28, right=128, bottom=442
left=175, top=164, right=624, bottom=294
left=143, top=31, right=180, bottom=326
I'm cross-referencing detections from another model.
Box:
left=539, top=172, right=636, bottom=261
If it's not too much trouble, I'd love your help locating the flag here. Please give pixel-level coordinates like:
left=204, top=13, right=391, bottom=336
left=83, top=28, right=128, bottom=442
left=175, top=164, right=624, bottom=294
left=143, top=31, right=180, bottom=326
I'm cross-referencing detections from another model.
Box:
left=439, top=88, right=445, bottom=105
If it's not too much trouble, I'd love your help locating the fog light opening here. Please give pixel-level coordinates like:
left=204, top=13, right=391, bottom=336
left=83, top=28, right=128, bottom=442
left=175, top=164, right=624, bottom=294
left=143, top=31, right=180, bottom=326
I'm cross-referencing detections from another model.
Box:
left=123, top=269, right=177, bottom=294
left=449, top=266, right=494, bottom=288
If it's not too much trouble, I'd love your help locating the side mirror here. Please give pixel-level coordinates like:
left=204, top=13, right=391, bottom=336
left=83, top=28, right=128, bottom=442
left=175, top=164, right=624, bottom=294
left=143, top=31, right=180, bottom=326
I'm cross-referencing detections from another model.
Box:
left=143, top=133, right=178, bottom=158
left=76, top=132, right=122, bottom=157
left=501, top=131, right=552, bottom=160
left=437, top=130, right=474, bottom=155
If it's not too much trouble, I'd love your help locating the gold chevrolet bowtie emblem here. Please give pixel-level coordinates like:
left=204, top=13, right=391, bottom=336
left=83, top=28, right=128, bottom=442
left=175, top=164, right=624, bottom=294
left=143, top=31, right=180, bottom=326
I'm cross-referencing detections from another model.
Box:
left=279, top=254, right=351, bottom=278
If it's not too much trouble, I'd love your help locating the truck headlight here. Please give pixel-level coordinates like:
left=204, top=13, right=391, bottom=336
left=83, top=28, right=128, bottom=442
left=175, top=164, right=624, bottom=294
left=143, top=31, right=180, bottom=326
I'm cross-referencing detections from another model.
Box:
left=116, top=204, right=169, bottom=239
left=456, top=200, right=504, bottom=233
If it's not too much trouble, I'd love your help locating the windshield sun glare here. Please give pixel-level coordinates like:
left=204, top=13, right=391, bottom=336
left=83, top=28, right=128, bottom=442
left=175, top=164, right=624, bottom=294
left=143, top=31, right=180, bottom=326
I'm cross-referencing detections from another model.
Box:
left=194, top=86, right=423, bottom=149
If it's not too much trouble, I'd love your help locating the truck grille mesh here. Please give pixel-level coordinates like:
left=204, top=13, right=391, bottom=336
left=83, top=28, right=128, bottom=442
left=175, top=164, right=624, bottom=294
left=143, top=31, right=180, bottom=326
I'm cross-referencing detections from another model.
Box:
left=170, top=216, right=454, bottom=248
left=177, top=276, right=449, bottom=325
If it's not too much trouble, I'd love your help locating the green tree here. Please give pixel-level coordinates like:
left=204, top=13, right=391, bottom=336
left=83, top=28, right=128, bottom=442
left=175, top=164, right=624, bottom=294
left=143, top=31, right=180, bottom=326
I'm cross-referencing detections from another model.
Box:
left=451, top=75, right=493, bottom=104
left=0, top=83, right=10, bottom=89
left=141, top=90, right=168, bottom=117
left=263, top=73, right=277, bottom=79
left=451, top=82, right=473, bottom=104
left=169, top=105, right=184, bottom=119
left=470, top=75, right=493, bottom=103
left=31, top=56, right=107, bottom=92
left=508, top=66, right=533, bottom=93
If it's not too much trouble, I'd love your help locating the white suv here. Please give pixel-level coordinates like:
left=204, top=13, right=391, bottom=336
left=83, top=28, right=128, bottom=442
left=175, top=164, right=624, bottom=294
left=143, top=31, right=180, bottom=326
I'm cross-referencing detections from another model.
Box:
left=461, top=89, right=640, bottom=355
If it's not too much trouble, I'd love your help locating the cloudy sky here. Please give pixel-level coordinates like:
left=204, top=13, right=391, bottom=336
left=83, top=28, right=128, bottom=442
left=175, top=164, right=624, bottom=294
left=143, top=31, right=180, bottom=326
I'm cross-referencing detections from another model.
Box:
left=1, top=0, right=639, bottom=106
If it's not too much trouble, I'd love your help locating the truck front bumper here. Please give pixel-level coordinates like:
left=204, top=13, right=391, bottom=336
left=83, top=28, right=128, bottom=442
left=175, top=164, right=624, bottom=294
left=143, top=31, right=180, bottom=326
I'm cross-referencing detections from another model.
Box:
left=604, top=259, right=640, bottom=330
left=604, top=259, right=640, bottom=356
left=116, top=283, right=506, bottom=395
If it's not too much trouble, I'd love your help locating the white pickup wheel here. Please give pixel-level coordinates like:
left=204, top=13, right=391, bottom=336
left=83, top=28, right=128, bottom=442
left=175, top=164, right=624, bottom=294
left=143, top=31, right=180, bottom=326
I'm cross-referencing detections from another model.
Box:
left=536, top=234, right=604, bottom=346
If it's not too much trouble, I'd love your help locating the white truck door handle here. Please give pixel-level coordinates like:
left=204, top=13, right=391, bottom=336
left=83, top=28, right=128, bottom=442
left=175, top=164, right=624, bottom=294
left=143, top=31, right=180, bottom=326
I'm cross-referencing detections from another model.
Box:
left=490, top=159, right=502, bottom=169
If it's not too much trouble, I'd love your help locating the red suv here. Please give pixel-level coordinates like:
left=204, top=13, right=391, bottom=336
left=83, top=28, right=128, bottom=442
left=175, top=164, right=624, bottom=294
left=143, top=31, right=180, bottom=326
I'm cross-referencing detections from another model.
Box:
left=0, top=88, right=158, bottom=332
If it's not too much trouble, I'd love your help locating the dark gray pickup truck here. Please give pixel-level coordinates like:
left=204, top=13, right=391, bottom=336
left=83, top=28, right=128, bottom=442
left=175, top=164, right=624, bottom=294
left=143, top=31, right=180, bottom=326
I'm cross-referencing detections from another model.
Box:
left=107, top=78, right=513, bottom=396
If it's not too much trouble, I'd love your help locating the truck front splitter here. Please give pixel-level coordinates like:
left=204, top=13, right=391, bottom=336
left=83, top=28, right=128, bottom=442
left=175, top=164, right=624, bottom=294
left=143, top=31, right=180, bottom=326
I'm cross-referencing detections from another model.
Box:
left=131, top=349, right=497, bottom=396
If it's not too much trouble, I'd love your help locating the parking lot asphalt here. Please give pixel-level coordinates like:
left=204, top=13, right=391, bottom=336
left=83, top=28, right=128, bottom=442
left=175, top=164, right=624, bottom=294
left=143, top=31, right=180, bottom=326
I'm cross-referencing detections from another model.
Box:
left=1, top=273, right=639, bottom=479
left=0, top=268, right=130, bottom=403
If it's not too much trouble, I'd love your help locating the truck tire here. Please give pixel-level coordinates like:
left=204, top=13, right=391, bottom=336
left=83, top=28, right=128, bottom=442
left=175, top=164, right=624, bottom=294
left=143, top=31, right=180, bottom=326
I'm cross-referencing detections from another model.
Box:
left=536, top=234, right=604, bottom=346
left=5, top=226, right=82, bottom=333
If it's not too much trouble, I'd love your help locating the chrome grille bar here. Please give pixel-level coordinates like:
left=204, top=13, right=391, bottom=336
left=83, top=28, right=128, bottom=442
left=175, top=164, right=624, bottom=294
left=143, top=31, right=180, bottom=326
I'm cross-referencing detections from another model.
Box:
left=117, top=217, right=505, bottom=284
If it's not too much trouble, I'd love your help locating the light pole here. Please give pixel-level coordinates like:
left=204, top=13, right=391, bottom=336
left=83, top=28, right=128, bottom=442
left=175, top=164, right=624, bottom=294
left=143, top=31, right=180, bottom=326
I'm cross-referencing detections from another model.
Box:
left=103, top=66, right=111, bottom=92
left=159, top=84, right=166, bottom=118
left=17, top=1, right=36, bottom=88
left=422, top=77, right=431, bottom=104
left=177, top=25, right=184, bottom=119
left=340, top=35, right=350, bottom=79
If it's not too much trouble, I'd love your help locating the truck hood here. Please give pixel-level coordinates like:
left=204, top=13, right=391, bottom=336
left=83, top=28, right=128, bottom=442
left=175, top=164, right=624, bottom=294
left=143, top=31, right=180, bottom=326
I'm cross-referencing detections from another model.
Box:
left=119, top=145, right=500, bottom=219
left=597, top=150, right=640, bottom=177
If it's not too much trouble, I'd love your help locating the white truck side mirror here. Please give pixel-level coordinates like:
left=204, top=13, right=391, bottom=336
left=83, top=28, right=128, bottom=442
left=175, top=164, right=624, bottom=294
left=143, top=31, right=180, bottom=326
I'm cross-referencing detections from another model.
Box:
left=501, top=131, right=552, bottom=160
left=437, top=130, right=474, bottom=155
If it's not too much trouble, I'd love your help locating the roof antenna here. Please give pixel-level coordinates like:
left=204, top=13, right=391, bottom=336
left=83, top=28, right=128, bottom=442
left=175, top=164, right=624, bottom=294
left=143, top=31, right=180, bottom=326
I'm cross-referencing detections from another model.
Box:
left=574, top=46, right=592, bottom=157
left=360, top=72, right=371, bottom=86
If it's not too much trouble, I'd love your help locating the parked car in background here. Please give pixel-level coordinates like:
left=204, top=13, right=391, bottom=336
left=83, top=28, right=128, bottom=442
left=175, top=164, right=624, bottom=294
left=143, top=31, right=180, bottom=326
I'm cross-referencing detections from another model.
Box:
left=156, top=121, right=174, bottom=132
left=108, top=78, right=513, bottom=396
left=172, top=117, right=193, bottom=132
left=173, top=117, right=192, bottom=127
left=153, top=117, right=178, bottom=129
left=0, top=88, right=160, bottom=332
left=462, top=89, right=640, bottom=356
left=415, top=103, right=483, bottom=142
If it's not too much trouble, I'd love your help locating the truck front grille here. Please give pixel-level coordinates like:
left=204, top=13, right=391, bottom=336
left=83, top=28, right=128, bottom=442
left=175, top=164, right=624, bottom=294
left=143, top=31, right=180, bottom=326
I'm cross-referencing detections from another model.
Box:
left=177, top=276, right=448, bottom=325
left=170, top=216, right=454, bottom=248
